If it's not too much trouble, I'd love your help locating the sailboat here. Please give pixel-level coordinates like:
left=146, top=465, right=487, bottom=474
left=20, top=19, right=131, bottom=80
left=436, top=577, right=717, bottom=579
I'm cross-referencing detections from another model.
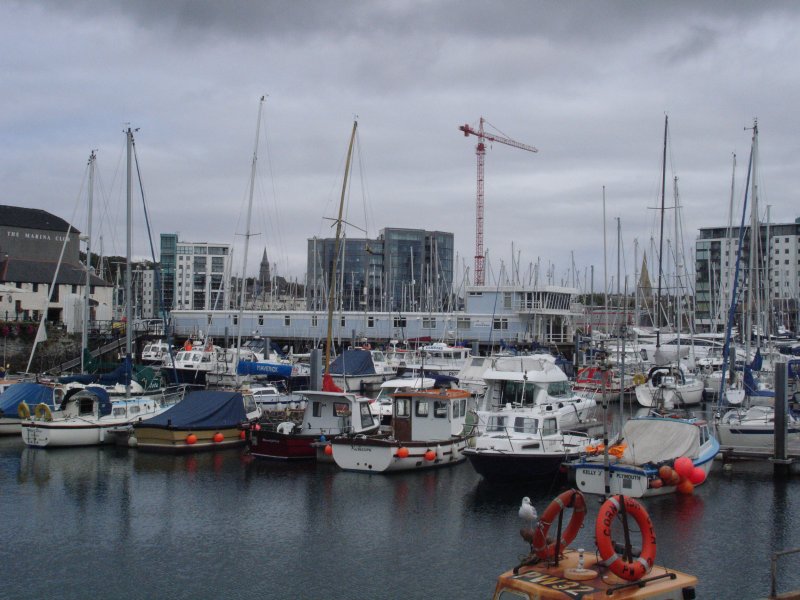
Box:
left=247, top=120, right=380, bottom=460
left=21, top=130, right=185, bottom=448
left=715, top=121, right=800, bottom=448
left=634, top=116, right=704, bottom=410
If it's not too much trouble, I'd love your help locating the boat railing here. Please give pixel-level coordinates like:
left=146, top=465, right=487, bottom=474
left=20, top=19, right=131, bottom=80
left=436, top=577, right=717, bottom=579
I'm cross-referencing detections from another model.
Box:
left=769, top=548, right=800, bottom=599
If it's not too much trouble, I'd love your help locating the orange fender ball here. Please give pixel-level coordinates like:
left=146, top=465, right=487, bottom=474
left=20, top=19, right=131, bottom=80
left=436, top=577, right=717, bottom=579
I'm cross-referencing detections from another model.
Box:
left=239, top=430, right=246, bottom=440
left=674, top=456, right=694, bottom=478
left=424, top=450, right=436, bottom=461
left=186, top=434, right=198, bottom=445
left=658, top=465, right=673, bottom=480
left=689, top=466, right=706, bottom=484
left=668, top=470, right=681, bottom=486
left=213, top=432, right=224, bottom=443
left=324, top=444, right=333, bottom=456
left=677, top=479, right=695, bottom=494
left=396, top=446, right=410, bottom=458
left=649, top=478, right=663, bottom=489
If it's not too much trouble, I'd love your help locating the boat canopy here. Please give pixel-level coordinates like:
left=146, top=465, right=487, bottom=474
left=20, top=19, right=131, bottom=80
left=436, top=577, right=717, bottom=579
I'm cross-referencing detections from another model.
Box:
left=328, top=349, right=375, bottom=376
left=618, top=417, right=700, bottom=465
left=67, top=387, right=112, bottom=416
left=137, top=391, right=246, bottom=430
left=0, top=382, right=54, bottom=414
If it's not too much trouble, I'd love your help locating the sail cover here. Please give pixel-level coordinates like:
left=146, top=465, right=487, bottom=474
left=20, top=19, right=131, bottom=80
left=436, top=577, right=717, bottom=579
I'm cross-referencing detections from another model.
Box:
left=328, top=349, right=375, bottom=376
left=619, top=417, right=700, bottom=465
left=137, top=391, right=246, bottom=430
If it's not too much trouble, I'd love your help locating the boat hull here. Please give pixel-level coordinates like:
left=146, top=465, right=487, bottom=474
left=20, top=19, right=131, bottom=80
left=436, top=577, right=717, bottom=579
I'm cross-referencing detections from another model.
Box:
left=715, top=422, right=800, bottom=448
left=634, top=380, right=704, bottom=408
left=248, top=430, right=319, bottom=460
left=0, top=418, right=21, bottom=436
left=462, top=448, right=573, bottom=480
left=132, top=426, right=246, bottom=452
left=331, top=436, right=470, bottom=472
left=21, top=421, right=126, bottom=448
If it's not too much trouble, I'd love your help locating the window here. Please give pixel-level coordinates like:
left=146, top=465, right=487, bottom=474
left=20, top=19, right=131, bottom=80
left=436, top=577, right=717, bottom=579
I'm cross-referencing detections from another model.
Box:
left=434, top=400, right=448, bottom=418
left=415, top=399, right=429, bottom=417
left=360, top=402, right=373, bottom=428
left=395, top=398, right=409, bottom=417
left=340, top=315, right=346, bottom=327
left=457, top=317, right=471, bottom=329
left=71, top=284, right=78, bottom=294
left=393, top=316, right=407, bottom=328
left=422, top=317, right=436, bottom=329
left=311, top=315, right=318, bottom=327
left=32, top=283, right=38, bottom=292
left=313, top=402, right=321, bottom=418
left=486, top=415, right=506, bottom=433
left=233, top=315, right=238, bottom=325
left=284, top=315, right=291, bottom=327
left=333, top=402, right=351, bottom=417
left=503, top=292, right=512, bottom=309
left=367, top=316, right=375, bottom=328
left=493, top=317, right=509, bottom=330
left=258, top=315, right=264, bottom=325
left=542, top=418, right=558, bottom=436
left=514, top=417, right=538, bottom=434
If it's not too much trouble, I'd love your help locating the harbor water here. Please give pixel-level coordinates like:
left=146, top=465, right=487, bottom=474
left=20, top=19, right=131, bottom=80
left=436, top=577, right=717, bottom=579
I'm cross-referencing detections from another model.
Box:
left=2, top=405, right=800, bottom=599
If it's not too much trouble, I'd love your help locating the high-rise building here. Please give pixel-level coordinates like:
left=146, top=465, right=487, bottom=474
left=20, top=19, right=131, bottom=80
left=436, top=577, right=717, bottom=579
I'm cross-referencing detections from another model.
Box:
left=306, top=228, right=454, bottom=313
left=159, top=234, right=232, bottom=312
left=695, top=217, right=800, bottom=333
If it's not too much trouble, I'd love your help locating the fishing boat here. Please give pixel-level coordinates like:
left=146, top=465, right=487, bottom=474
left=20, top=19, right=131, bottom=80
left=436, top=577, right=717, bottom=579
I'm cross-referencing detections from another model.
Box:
left=327, top=347, right=395, bottom=393
left=248, top=390, right=379, bottom=460
left=141, top=340, right=171, bottom=365
left=567, top=414, right=719, bottom=498
left=493, top=489, right=698, bottom=599
left=21, top=385, right=185, bottom=447
left=373, top=375, right=457, bottom=425
left=0, top=381, right=66, bottom=435
left=329, top=387, right=475, bottom=473
left=462, top=394, right=600, bottom=481
left=129, top=389, right=261, bottom=452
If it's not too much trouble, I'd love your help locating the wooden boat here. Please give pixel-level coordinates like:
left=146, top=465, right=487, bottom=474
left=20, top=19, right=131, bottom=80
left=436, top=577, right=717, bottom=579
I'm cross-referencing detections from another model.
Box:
left=248, top=390, right=379, bottom=460
left=493, top=490, right=698, bottom=599
left=329, top=388, right=475, bottom=473
left=131, top=389, right=260, bottom=452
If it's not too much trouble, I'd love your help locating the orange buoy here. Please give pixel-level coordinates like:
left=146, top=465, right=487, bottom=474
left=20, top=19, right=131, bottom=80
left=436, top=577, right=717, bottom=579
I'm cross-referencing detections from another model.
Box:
left=649, top=478, right=663, bottom=489
left=424, top=449, right=436, bottom=461
left=658, top=465, right=673, bottom=481
left=668, top=470, right=681, bottom=486
left=396, top=446, right=410, bottom=458
left=213, top=432, right=224, bottom=443
left=239, top=430, right=246, bottom=440
left=324, top=444, right=333, bottom=456
left=689, top=466, right=706, bottom=485
left=186, top=434, right=198, bottom=445
left=677, top=479, right=695, bottom=495
left=673, top=456, right=694, bottom=478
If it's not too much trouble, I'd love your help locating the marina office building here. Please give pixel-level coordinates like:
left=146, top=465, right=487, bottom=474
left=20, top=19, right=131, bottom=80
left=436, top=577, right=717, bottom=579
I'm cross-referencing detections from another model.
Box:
left=695, top=217, right=800, bottom=332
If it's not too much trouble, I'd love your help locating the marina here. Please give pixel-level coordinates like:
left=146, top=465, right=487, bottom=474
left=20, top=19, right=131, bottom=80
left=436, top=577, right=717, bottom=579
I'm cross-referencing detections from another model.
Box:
left=2, top=405, right=800, bottom=599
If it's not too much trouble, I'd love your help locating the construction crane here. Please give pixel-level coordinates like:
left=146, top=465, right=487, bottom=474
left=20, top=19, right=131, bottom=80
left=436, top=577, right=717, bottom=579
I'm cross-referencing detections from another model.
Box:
left=459, top=117, right=537, bottom=286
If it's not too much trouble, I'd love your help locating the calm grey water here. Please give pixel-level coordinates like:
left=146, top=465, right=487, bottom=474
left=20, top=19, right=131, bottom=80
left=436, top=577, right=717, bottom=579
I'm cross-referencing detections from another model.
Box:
left=2, top=414, right=800, bottom=599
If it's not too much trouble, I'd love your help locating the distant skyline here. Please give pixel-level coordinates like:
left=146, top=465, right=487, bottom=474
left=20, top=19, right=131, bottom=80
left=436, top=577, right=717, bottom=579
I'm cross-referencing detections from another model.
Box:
left=3, top=2, right=799, bottom=293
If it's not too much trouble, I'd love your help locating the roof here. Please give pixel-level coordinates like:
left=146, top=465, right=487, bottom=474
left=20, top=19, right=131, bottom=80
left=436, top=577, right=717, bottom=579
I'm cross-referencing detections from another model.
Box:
left=0, top=205, right=77, bottom=234
left=0, top=257, right=109, bottom=286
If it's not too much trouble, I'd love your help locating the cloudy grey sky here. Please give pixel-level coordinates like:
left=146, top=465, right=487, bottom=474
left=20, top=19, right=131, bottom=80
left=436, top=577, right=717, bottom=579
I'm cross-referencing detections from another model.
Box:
left=3, top=1, right=799, bottom=291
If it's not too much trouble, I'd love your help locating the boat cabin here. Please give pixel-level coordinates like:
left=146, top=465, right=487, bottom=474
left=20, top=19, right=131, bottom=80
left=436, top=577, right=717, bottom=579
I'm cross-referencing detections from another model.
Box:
left=391, top=388, right=471, bottom=443
left=299, top=390, right=378, bottom=436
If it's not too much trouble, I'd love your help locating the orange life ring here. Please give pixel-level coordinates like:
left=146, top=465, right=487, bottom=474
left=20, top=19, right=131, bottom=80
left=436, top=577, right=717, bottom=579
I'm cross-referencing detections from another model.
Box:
left=532, top=489, right=586, bottom=560
left=596, top=495, right=657, bottom=581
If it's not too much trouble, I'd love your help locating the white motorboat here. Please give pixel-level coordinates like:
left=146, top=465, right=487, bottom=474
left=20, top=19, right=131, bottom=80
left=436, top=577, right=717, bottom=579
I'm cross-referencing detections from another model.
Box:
left=634, top=364, right=705, bottom=409
left=20, top=385, right=187, bottom=448
left=330, top=388, right=475, bottom=473
left=568, top=414, right=719, bottom=498
left=250, top=384, right=307, bottom=413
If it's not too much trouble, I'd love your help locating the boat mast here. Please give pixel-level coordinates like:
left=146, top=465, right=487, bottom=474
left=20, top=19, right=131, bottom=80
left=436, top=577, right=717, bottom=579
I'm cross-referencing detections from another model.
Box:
left=235, top=95, right=266, bottom=383
left=324, top=120, right=358, bottom=375
left=125, top=127, right=134, bottom=397
left=655, top=115, right=668, bottom=350
left=81, top=150, right=95, bottom=373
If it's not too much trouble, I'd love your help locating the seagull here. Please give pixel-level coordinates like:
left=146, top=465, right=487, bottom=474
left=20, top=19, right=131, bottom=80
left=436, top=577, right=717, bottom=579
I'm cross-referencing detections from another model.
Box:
left=519, top=496, right=537, bottom=528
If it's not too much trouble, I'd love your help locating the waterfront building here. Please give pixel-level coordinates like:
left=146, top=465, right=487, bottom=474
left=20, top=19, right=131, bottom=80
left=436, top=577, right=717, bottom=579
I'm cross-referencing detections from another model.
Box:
left=159, top=233, right=232, bottom=313
left=306, top=228, right=454, bottom=314
left=695, top=217, right=800, bottom=332
left=0, top=205, right=112, bottom=331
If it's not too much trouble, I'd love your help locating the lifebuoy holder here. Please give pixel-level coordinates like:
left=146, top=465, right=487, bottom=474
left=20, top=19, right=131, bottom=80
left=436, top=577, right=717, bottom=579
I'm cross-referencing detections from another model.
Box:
left=595, top=495, right=657, bottom=581
left=532, top=489, right=586, bottom=560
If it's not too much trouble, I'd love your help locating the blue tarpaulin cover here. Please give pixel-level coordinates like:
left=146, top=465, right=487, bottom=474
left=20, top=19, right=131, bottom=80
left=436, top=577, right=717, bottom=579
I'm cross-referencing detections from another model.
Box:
left=0, top=382, right=55, bottom=415
left=136, top=391, right=246, bottom=430
left=69, top=386, right=112, bottom=416
left=328, top=349, right=375, bottom=376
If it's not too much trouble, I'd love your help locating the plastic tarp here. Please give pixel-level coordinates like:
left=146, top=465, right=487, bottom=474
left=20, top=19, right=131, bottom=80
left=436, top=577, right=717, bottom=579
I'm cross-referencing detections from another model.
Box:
left=237, top=360, right=293, bottom=378
left=0, top=382, right=55, bottom=415
left=69, top=387, right=112, bottom=417
left=137, top=391, right=246, bottom=430
left=618, top=418, right=700, bottom=466
left=328, top=349, right=375, bottom=376
left=59, top=374, right=97, bottom=385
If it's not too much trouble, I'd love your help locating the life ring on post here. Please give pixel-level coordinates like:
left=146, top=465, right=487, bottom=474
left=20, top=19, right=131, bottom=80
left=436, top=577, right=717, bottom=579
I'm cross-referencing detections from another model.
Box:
left=17, top=401, right=31, bottom=420
left=34, top=403, right=53, bottom=422
left=595, top=495, right=657, bottom=581
left=632, top=373, right=646, bottom=386
left=532, top=489, right=587, bottom=560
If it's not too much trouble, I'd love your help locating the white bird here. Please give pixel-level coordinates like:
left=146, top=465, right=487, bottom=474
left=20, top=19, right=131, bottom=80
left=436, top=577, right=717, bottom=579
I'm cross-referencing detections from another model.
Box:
left=518, top=496, right=537, bottom=527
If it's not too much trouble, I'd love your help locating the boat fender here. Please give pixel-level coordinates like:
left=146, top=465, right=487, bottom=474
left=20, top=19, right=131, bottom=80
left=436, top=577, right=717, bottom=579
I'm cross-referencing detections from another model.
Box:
left=532, top=489, right=586, bottom=560
left=595, top=495, right=656, bottom=581
left=34, top=403, right=52, bottom=422
left=17, top=401, right=31, bottom=420
left=633, top=374, right=646, bottom=386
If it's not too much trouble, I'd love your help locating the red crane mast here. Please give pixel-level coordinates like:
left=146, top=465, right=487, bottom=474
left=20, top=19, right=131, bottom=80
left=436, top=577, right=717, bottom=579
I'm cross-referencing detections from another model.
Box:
left=459, top=117, right=537, bottom=286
